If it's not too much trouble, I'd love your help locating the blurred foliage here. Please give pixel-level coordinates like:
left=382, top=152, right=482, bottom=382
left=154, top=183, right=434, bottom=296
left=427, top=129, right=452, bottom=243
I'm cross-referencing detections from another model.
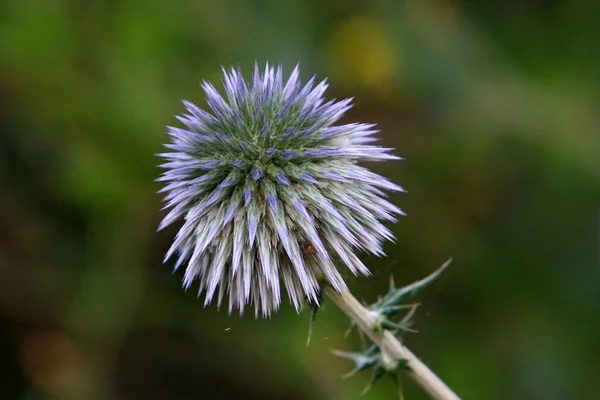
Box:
left=1, top=0, right=599, bottom=399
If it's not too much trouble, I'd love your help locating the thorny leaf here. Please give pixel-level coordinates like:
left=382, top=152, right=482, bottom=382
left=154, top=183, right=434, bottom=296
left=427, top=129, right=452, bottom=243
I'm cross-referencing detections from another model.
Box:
left=333, top=259, right=451, bottom=395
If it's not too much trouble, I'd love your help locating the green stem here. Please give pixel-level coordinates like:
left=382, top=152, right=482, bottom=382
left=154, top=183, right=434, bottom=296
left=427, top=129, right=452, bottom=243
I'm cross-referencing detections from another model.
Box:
left=324, top=286, right=461, bottom=400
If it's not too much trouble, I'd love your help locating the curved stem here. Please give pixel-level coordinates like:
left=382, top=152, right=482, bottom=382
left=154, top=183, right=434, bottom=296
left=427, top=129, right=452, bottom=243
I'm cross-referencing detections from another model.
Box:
left=324, top=286, right=461, bottom=400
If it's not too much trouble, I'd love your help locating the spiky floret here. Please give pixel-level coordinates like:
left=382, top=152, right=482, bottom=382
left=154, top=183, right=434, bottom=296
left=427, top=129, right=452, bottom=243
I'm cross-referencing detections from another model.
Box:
left=157, top=63, right=405, bottom=317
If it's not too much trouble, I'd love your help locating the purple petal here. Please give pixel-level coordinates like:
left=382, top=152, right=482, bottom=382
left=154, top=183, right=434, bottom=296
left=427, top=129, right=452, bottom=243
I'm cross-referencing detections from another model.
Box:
left=299, top=172, right=319, bottom=184
left=325, top=170, right=348, bottom=182
left=293, top=200, right=311, bottom=221
left=276, top=173, right=290, bottom=185
left=217, top=175, right=235, bottom=189
left=251, top=168, right=262, bottom=180
left=231, top=159, right=246, bottom=168
left=244, top=188, right=253, bottom=205
left=203, top=160, right=223, bottom=169
left=266, top=194, right=278, bottom=215
left=248, top=213, right=258, bottom=247
left=282, top=127, right=295, bottom=137
left=239, top=141, right=251, bottom=151
left=281, top=151, right=296, bottom=158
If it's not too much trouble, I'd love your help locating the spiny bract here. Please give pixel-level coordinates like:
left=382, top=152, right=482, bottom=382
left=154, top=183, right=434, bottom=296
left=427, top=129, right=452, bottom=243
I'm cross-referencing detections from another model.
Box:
left=157, top=63, right=405, bottom=317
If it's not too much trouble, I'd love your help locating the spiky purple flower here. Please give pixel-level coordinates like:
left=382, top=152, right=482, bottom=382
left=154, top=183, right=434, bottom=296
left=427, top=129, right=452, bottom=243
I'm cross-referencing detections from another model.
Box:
left=157, top=63, right=405, bottom=317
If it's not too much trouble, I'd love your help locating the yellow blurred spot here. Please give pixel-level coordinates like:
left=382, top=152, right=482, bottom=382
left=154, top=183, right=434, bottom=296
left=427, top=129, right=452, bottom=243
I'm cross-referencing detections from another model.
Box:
left=19, top=330, right=91, bottom=398
left=225, top=327, right=231, bottom=331
left=326, top=16, right=398, bottom=95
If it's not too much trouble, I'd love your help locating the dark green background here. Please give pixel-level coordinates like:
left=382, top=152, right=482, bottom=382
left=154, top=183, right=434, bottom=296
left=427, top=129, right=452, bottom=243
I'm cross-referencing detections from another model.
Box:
left=1, top=1, right=599, bottom=399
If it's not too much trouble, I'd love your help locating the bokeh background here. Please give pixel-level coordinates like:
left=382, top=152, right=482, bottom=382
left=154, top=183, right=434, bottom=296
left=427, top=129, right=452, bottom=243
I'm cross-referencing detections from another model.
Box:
left=1, top=1, right=600, bottom=399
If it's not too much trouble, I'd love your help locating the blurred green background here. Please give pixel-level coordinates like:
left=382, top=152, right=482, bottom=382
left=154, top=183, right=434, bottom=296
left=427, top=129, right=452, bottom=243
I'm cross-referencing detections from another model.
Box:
left=1, top=1, right=599, bottom=399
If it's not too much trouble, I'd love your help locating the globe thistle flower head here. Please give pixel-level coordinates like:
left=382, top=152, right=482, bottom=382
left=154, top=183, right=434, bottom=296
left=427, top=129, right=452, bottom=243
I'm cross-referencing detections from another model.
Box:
left=158, top=63, right=405, bottom=317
